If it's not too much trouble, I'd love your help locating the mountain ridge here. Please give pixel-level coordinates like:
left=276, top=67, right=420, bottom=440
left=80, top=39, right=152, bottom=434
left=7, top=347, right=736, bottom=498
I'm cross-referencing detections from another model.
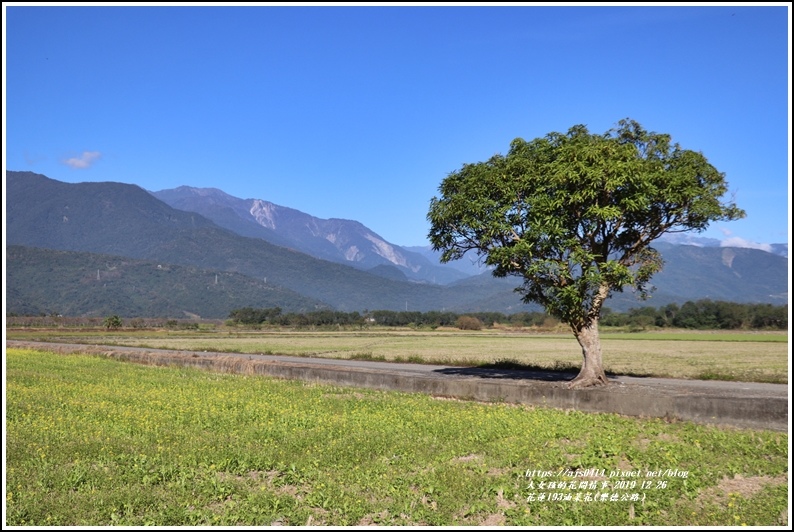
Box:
left=5, top=170, right=788, bottom=317
left=6, top=171, right=454, bottom=312
left=151, top=185, right=469, bottom=284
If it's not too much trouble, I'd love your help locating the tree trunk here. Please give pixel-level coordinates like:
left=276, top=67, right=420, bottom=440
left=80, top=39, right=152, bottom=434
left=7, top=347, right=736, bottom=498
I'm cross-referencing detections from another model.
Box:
left=568, top=318, right=609, bottom=389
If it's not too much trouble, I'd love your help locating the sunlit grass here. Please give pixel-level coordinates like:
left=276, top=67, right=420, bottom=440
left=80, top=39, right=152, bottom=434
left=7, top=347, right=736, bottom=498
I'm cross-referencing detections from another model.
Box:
left=8, top=327, right=787, bottom=383
left=6, top=348, right=788, bottom=526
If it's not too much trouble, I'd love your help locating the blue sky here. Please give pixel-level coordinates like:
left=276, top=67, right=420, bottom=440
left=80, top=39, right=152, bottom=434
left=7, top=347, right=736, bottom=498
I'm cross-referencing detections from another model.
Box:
left=4, top=3, right=791, bottom=249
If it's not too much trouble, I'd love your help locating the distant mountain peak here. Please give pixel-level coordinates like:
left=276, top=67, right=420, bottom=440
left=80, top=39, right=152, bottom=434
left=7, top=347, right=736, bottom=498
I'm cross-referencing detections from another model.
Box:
left=657, top=233, right=787, bottom=258
left=152, top=185, right=469, bottom=284
left=250, top=199, right=278, bottom=230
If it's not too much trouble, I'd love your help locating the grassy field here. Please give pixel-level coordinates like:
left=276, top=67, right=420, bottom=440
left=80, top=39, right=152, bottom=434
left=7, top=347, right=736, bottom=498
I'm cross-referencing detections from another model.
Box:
left=6, top=326, right=789, bottom=383
left=5, top=348, right=788, bottom=526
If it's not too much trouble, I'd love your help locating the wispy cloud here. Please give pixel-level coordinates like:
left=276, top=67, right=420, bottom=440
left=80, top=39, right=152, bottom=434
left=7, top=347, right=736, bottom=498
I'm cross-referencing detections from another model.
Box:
left=720, top=237, right=773, bottom=253
left=63, top=151, right=101, bottom=169
left=660, top=231, right=780, bottom=253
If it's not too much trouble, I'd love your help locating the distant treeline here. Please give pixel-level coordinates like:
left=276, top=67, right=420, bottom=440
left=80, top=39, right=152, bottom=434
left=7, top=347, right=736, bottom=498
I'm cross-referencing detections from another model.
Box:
left=600, top=300, right=787, bottom=330
left=6, top=299, right=787, bottom=331
left=227, top=307, right=545, bottom=329
left=228, top=300, right=788, bottom=330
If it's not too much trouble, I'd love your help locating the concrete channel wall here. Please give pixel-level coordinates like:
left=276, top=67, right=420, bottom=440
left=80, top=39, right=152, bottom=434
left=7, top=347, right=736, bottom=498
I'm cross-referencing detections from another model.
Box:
left=7, top=341, right=789, bottom=432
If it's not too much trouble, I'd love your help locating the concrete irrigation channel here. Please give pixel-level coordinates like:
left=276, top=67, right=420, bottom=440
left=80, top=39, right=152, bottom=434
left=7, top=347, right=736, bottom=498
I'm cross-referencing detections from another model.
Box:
left=7, top=340, right=789, bottom=432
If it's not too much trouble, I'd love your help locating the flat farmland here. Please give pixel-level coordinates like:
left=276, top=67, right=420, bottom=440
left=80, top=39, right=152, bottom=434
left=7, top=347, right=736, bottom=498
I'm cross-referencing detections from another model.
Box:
left=7, top=328, right=788, bottom=383
left=6, top=348, right=789, bottom=526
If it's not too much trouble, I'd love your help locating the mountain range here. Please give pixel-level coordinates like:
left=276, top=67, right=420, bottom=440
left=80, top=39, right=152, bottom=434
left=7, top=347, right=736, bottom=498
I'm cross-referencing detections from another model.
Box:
left=5, top=170, right=789, bottom=318
left=150, top=186, right=470, bottom=284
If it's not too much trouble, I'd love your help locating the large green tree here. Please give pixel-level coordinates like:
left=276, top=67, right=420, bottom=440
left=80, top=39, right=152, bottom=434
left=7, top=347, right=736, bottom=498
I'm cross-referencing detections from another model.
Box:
left=428, top=119, right=745, bottom=388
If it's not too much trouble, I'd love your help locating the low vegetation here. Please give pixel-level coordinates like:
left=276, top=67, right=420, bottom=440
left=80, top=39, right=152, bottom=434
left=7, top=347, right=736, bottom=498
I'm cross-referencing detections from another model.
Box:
left=7, top=324, right=787, bottom=384
left=223, top=300, right=788, bottom=330
left=6, top=348, right=788, bottom=526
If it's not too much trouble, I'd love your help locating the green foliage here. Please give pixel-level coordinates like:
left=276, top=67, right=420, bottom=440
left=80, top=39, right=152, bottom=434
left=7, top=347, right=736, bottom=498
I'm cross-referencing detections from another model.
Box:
left=428, top=119, right=745, bottom=332
left=600, top=300, right=787, bottom=331
left=5, top=245, right=324, bottom=319
left=11, top=301, right=785, bottom=332
left=103, top=315, right=123, bottom=329
left=165, top=320, right=199, bottom=330
left=228, top=307, right=283, bottom=325
left=226, top=308, right=552, bottom=330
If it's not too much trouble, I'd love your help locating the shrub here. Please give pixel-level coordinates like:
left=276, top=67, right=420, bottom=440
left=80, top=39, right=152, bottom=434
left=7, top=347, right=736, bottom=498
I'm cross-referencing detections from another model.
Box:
left=103, top=315, right=123, bottom=329
left=455, top=316, right=483, bottom=330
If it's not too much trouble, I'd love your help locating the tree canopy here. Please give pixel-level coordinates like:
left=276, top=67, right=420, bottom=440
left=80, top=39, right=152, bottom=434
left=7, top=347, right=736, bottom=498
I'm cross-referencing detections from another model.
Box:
left=428, top=119, right=745, bottom=387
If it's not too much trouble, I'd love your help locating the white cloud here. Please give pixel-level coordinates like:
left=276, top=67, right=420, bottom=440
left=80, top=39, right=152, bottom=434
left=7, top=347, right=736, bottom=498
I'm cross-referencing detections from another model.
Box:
left=63, top=151, right=101, bottom=169
left=720, top=237, right=773, bottom=253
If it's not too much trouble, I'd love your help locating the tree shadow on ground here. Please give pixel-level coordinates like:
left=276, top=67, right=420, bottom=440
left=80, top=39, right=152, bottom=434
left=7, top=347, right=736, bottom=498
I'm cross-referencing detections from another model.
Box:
left=433, top=361, right=579, bottom=382
left=433, top=360, right=636, bottom=382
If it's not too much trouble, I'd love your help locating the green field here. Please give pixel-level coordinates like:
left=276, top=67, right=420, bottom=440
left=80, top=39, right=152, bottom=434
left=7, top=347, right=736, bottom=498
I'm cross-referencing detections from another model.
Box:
left=5, top=348, right=788, bottom=526
left=7, top=327, right=789, bottom=383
